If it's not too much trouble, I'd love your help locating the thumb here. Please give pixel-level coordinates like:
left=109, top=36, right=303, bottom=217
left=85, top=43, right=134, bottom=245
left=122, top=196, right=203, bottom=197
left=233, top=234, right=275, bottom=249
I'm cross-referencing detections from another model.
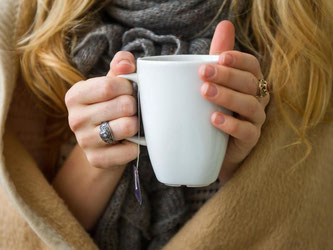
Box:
left=107, top=51, right=136, bottom=77
left=209, top=21, right=235, bottom=55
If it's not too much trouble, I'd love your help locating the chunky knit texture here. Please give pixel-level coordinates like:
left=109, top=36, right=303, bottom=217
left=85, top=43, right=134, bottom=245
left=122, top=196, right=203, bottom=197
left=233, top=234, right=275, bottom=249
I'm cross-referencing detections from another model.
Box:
left=72, top=0, right=234, bottom=78
left=71, top=0, right=234, bottom=249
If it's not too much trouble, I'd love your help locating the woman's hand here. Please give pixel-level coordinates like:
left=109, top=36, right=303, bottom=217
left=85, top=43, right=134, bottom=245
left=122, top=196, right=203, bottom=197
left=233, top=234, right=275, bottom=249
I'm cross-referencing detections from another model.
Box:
left=65, top=51, right=139, bottom=169
left=55, top=51, right=139, bottom=230
left=200, top=21, right=270, bottom=184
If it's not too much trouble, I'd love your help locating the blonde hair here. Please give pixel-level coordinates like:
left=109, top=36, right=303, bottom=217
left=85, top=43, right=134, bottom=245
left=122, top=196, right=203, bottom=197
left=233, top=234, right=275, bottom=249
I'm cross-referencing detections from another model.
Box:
left=231, top=0, right=333, bottom=161
left=18, top=0, right=333, bottom=157
left=18, top=0, right=106, bottom=138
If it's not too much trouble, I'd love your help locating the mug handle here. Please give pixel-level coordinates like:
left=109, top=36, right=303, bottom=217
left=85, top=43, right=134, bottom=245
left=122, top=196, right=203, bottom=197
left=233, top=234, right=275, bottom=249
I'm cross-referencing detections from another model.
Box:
left=117, top=73, right=147, bottom=146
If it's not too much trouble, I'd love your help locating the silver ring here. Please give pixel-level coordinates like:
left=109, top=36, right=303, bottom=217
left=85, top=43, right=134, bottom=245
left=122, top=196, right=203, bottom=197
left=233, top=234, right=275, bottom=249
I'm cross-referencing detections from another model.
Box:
left=99, top=121, right=116, bottom=144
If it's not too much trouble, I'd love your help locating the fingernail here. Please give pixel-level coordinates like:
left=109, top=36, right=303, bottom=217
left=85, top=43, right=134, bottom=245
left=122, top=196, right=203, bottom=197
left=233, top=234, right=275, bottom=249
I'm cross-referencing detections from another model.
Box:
left=202, top=83, right=217, bottom=97
left=118, top=59, right=132, bottom=66
left=213, top=113, right=225, bottom=124
left=200, top=65, right=216, bottom=78
left=221, top=54, right=233, bottom=65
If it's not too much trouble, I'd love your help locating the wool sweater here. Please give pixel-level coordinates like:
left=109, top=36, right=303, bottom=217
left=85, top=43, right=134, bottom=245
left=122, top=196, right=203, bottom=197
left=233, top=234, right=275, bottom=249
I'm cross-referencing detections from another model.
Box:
left=0, top=0, right=333, bottom=250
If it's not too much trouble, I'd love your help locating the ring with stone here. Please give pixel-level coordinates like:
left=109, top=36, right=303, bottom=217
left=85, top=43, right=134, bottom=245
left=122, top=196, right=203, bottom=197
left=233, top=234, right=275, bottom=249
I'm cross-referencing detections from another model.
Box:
left=256, top=79, right=271, bottom=98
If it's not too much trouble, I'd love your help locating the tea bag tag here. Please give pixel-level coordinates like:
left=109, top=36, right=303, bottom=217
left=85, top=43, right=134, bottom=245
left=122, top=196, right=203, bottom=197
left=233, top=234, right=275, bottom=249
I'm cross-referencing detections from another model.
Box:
left=133, top=164, right=142, bottom=205
left=133, top=89, right=142, bottom=205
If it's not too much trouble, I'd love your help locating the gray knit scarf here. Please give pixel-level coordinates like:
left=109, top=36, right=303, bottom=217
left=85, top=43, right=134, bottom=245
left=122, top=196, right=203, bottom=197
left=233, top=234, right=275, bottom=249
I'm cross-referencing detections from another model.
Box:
left=71, top=1, right=241, bottom=249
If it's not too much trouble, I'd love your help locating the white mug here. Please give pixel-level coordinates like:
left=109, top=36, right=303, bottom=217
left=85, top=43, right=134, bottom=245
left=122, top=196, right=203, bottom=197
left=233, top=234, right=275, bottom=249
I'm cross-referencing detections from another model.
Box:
left=119, top=55, right=230, bottom=187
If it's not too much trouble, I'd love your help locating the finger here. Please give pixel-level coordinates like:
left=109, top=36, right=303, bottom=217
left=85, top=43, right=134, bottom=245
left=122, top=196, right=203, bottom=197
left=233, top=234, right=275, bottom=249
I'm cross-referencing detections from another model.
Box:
left=219, top=50, right=263, bottom=79
left=107, top=51, right=136, bottom=77
left=65, top=76, right=133, bottom=106
left=258, top=93, right=270, bottom=109
left=108, top=116, right=138, bottom=141
left=201, top=83, right=266, bottom=125
left=210, top=21, right=235, bottom=55
left=199, top=64, right=258, bottom=96
left=86, top=140, right=138, bottom=169
left=88, top=95, right=137, bottom=125
left=76, top=116, right=138, bottom=149
left=211, top=112, right=259, bottom=147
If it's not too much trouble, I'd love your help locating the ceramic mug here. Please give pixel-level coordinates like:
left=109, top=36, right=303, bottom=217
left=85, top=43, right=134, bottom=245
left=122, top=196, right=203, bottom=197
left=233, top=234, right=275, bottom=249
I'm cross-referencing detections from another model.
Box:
left=119, top=54, right=230, bottom=187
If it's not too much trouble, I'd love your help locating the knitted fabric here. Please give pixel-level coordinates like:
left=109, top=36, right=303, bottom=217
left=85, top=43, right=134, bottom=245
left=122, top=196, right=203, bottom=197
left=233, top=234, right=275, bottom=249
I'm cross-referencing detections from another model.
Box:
left=71, top=0, right=237, bottom=249
left=71, top=0, right=236, bottom=78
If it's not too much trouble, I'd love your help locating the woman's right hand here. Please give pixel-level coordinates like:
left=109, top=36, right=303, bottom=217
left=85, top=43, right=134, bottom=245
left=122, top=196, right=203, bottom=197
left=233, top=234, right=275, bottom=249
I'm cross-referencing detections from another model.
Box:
left=65, top=51, right=139, bottom=169
left=54, top=51, right=139, bottom=230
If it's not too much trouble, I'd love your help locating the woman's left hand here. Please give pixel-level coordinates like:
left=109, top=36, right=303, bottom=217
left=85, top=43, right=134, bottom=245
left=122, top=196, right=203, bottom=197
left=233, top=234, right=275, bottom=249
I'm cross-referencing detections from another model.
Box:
left=199, top=21, right=270, bottom=184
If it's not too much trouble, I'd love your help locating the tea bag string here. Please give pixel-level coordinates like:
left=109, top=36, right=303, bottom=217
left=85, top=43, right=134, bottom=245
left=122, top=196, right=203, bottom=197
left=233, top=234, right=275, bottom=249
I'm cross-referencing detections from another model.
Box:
left=133, top=86, right=142, bottom=205
left=136, top=87, right=141, bottom=168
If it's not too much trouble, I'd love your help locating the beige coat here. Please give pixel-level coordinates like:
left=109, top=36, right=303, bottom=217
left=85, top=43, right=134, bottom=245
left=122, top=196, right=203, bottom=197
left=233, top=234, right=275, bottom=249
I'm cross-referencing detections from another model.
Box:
left=1, top=0, right=332, bottom=249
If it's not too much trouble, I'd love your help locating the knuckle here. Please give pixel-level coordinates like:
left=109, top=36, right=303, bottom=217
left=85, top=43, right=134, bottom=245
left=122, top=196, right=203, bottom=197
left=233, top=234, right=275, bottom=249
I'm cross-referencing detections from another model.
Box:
left=251, top=56, right=262, bottom=78
left=120, top=118, right=137, bottom=136
left=228, top=120, right=240, bottom=135
left=119, top=95, right=136, bottom=116
left=264, top=93, right=271, bottom=105
left=87, top=152, right=106, bottom=169
left=127, top=144, right=139, bottom=160
left=65, top=85, right=80, bottom=107
left=246, top=96, right=259, bottom=118
left=250, top=55, right=260, bottom=67
left=115, top=144, right=138, bottom=165
left=244, top=126, right=260, bottom=146
left=249, top=54, right=258, bottom=64
left=76, top=133, right=90, bottom=149
left=64, top=91, right=73, bottom=107
left=101, top=77, right=117, bottom=100
left=68, top=113, right=86, bottom=131
left=114, top=155, right=132, bottom=167
left=249, top=128, right=261, bottom=146
left=258, top=110, right=267, bottom=125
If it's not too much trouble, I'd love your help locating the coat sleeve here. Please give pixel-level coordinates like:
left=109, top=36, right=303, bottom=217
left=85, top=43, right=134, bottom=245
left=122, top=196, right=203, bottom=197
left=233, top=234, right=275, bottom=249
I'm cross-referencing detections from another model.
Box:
left=163, top=100, right=333, bottom=250
left=1, top=129, right=99, bottom=249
